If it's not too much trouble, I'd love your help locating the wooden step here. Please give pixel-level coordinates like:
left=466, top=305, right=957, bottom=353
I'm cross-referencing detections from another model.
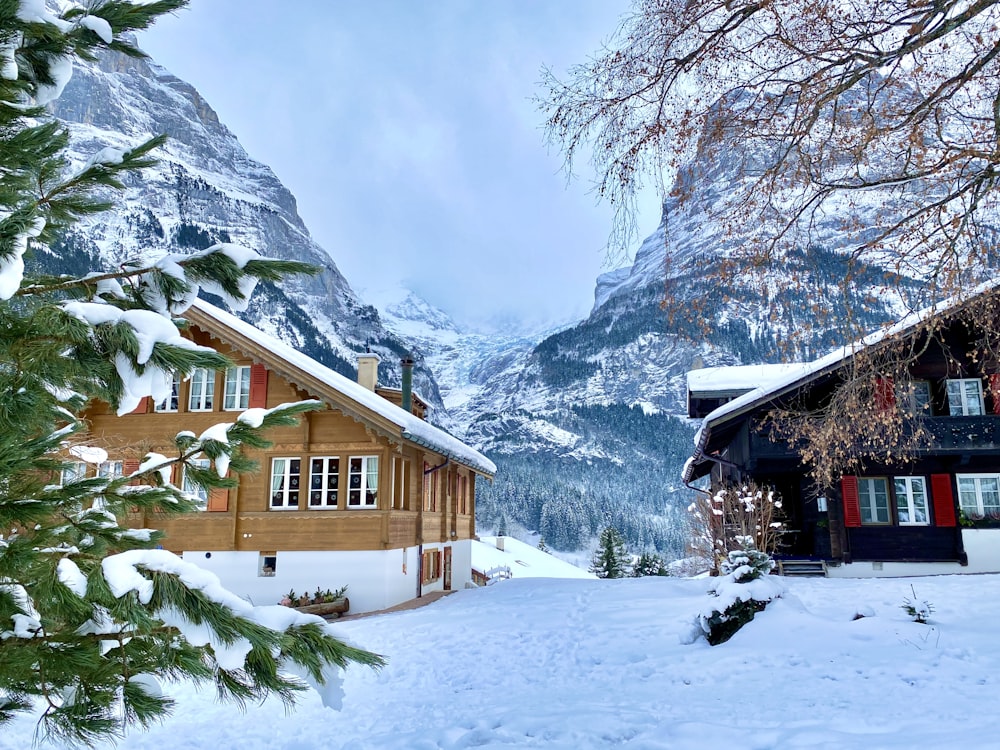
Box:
left=776, top=559, right=827, bottom=577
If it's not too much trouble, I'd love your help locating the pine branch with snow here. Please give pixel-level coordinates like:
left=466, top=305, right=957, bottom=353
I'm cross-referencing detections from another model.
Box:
left=0, top=2, right=382, bottom=744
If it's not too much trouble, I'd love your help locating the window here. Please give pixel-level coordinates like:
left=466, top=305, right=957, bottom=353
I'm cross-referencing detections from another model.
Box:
left=189, top=368, right=215, bottom=411
left=155, top=374, right=181, bottom=412
left=947, top=378, right=984, bottom=416
left=259, top=552, right=277, bottom=577
left=907, top=380, right=932, bottom=416
left=392, top=457, right=409, bottom=510
left=309, top=457, right=339, bottom=508
left=270, top=458, right=301, bottom=509
left=858, top=477, right=890, bottom=524
left=348, top=456, right=378, bottom=508
left=957, top=474, right=1000, bottom=519
left=224, top=366, right=251, bottom=410
left=97, top=460, right=124, bottom=479
left=894, top=476, right=930, bottom=525
left=182, top=458, right=211, bottom=510
left=422, top=549, right=441, bottom=584
left=60, top=461, right=87, bottom=485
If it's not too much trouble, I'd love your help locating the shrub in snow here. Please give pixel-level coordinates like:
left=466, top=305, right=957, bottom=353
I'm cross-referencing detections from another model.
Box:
left=691, top=538, right=783, bottom=646
left=902, top=586, right=934, bottom=624
left=0, top=4, right=382, bottom=743
left=631, top=552, right=669, bottom=577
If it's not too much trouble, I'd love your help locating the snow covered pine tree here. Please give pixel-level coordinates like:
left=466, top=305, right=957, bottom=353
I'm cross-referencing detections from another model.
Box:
left=590, top=526, right=630, bottom=579
left=0, top=2, right=383, bottom=744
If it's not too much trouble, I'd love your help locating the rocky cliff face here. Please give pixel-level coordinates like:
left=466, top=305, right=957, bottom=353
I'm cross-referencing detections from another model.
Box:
left=46, top=47, right=443, bottom=411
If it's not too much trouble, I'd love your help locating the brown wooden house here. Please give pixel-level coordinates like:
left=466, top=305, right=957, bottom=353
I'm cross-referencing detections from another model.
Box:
left=79, top=299, right=496, bottom=613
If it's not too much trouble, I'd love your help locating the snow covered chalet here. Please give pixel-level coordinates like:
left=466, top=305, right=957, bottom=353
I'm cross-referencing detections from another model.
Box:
left=685, top=288, right=1000, bottom=577
left=80, top=299, right=496, bottom=613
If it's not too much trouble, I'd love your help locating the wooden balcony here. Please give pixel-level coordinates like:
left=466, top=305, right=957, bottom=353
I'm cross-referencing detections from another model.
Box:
left=749, top=415, right=1000, bottom=462
left=924, top=415, right=1000, bottom=453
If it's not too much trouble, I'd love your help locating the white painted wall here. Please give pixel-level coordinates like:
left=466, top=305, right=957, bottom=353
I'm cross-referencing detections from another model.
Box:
left=826, top=560, right=965, bottom=578
left=958, top=529, right=1000, bottom=573
left=824, top=529, right=1000, bottom=578
left=183, top=546, right=425, bottom=613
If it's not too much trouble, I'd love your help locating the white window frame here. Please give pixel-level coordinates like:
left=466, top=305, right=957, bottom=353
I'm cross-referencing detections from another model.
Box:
left=858, top=476, right=891, bottom=525
left=188, top=368, right=215, bottom=412
left=259, top=552, right=277, bottom=577
left=60, top=461, right=87, bottom=485
left=182, top=457, right=211, bottom=510
left=957, top=473, right=1000, bottom=520
left=347, top=455, right=378, bottom=509
left=947, top=378, right=984, bottom=416
left=97, top=460, right=124, bottom=480
left=308, top=456, right=340, bottom=509
left=224, top=366, right=251, bottom=411
left=154, top=374, right=182, bottom=413
left=893, top=476, right=930, bottom=526
left=270, top=457, right=301, bottom=510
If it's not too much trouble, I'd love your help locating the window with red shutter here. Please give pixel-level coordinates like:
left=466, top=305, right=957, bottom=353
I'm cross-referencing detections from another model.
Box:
left=841, top=475, right=862, bottom=528
left=206, top=488, right=229, bottom=512
left=248, top=363, right=268, bottom=409
left=989, top=374, right=1000, bottom=415
left=874, top=377, right=895, bottom=412
left=930, top=474, right=957, bottom=527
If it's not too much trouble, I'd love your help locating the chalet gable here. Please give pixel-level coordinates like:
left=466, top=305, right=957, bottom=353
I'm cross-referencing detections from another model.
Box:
left=184, top=299, right=495, bottom=477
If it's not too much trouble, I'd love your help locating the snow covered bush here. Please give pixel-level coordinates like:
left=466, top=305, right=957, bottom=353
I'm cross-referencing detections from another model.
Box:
left=690, top=538, right=783, bottom=646
left=0, top=2, right=382, bottom=743
left=902, top=586, right=934, bottom=624
left=631, top=552, right=669, bottom=577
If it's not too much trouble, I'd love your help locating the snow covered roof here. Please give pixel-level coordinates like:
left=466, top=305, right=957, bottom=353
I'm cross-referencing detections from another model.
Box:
left=186, top=299, right=496, bottom=476
left=686, top=364, right=803, bottom=395
left=471, top=536, right=595, bottom=580
left=683, top=281, right=1000, bottom=483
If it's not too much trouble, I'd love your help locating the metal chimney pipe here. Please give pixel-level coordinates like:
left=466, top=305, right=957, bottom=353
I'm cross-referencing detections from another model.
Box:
left=401, top=357, right=414, bottom=413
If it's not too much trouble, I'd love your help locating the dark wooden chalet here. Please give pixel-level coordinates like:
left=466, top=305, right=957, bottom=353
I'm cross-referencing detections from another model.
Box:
left=684, top=290, right=1000, bottom=575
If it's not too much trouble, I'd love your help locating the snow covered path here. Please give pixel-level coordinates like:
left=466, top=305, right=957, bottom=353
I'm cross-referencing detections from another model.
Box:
left=6, top=574, right=1000, bottom=748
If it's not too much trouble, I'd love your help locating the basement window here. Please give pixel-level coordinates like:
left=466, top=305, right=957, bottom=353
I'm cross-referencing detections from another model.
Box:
left=259, top=552, right=277, bottom=577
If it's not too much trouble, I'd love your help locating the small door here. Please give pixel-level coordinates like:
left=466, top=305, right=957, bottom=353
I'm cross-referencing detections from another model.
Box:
left=443, top=546, right=452, bottom=590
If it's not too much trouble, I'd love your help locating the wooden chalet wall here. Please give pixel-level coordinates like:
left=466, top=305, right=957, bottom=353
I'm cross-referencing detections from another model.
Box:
left=83, top=325, right=478, bottom=557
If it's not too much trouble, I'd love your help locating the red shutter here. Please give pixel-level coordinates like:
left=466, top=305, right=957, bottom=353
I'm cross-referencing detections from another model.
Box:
left=206, top=487, right=229, bottom=512
left=930, top=474, right=956, bottom=527
left=874, top=377, right=895, bottom=412
left=122, top=459, right=141, bottom=484
left=130, top=396, right=150, bottom=415
left=248, top=364, right=268, bottom=409
left=990, top=374, right=1000, bottom=415
left=841, top=475, right=861, bottom=527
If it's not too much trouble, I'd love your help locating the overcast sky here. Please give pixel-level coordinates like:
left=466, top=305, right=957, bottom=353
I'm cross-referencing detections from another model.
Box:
left=140, top=1, right=661, bottom=332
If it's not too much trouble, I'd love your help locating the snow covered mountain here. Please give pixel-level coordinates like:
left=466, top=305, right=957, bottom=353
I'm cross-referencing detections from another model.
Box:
left=417, top=124, right=913, bottom=554
left=44, top=44, right=444, bottom=413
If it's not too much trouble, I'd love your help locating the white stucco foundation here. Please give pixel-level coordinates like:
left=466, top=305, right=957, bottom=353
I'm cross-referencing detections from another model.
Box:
left=825, top=528, right=1000, bottom=578
left=182, top=541, right=472, bottom=614
left=957, top=529, right=1000, bottom=573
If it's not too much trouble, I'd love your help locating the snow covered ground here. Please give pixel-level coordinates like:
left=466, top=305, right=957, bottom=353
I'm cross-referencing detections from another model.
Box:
left=6, top=574, right=1000, bottom=749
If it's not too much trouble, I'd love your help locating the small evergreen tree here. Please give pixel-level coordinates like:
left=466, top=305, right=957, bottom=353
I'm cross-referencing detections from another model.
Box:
left=631, top=552, right=669, bottom=577
left=536, top=537, right=549, bottom=553
left=0, top=3, right=382, bottom=743
left=589, top=526, right=629, bottom=579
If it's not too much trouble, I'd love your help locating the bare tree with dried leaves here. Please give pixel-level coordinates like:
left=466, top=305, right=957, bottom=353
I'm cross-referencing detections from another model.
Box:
left=543, top=0, right=1000, bottom=482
